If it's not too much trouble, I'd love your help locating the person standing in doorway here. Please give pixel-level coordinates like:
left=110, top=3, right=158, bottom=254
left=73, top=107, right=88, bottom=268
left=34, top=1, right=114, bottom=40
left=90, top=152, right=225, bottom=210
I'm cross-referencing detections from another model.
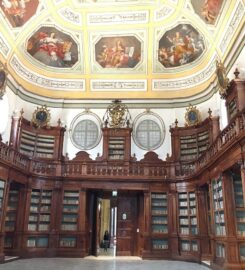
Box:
left=103, top=230, right=110, bottom=252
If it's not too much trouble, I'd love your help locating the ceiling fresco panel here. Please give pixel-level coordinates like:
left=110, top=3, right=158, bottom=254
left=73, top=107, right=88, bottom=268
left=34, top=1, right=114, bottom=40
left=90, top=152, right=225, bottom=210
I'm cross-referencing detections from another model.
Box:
left=27, top=26, right=79, bottom=68
left=0, top=0, right=39, bottom=28
left=0, top=0, right=243, bottom=103
left=191, top=0, right=224, bottom=25
left=158, top=24, right=205, bottom=69
left=95, top=36, right=141, bottom=69
left=90, top=30, right=146, bottom=74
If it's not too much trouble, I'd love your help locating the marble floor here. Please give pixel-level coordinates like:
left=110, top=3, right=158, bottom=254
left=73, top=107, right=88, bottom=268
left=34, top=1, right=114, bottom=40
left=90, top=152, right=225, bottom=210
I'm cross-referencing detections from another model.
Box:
left=0, top=256, right=210, bottom=270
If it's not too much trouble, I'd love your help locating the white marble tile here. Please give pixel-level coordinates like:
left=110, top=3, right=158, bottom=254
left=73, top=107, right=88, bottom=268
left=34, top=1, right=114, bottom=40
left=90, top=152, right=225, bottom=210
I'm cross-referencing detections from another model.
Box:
left=0, top=257, right=210, bottom=270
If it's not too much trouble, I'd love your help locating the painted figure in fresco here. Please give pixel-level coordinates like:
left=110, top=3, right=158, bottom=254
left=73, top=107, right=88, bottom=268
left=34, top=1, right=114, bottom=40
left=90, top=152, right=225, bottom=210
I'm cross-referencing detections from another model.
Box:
left=27, top=31, right=74, bottom=68
left=191, top=0, right=223, bottom=25
left=201, top=0, right=222, bottom=24
left=158, top=25, right=205, bottom=68
left=96, top=39, right=140, bottom=69
left=2, top=0, right=29, bottom=26
left=0, top=0, right=39, bottom=27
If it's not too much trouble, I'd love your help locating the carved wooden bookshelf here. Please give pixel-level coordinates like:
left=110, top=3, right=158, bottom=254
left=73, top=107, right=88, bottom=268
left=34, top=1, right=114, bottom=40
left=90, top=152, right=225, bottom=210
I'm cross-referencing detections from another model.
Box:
left=170, top=117, right=220, bottom=162
left=151, top=192, right=168, bottom=251
left=101, top=127, right=132, bottom=162
left=10, top=117, right=65, bottom=160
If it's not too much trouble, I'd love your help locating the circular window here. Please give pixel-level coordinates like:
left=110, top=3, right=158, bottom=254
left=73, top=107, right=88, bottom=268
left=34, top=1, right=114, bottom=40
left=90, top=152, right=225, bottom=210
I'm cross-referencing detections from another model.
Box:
left=70, top=112, right=102, bottom=150
left=133, top=112, right=165, bottom=150
left=72, top=120, right=99, bottom=149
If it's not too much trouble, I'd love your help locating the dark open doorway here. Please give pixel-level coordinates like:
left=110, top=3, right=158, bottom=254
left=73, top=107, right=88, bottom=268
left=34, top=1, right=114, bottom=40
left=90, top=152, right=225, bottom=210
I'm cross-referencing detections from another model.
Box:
left=87, top=189, right=143, bottom=257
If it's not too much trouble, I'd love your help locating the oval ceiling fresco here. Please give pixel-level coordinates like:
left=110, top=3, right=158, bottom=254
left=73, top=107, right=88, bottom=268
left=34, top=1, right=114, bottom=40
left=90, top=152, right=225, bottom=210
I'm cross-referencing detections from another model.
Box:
left=191, top=0, right=224, bottom=25
left=158, top=24, right=205, bottom=68
left=0, top=0, right=39, bottom=28
left=95, top=36, right=141, bottom=69
left=27, top=26, right=79, bottom=68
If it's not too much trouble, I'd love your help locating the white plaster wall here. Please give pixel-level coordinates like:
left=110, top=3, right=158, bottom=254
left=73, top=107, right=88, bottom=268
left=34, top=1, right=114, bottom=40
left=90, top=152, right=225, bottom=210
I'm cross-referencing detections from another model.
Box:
left=1, top=86, right=16, bottom=143
left=2, top=89, right=226, bottom=162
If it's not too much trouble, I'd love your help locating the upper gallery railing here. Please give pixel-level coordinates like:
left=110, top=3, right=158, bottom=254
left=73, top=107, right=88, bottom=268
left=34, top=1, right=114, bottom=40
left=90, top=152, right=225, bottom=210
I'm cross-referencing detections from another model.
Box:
left=0, top=109, right=244, bottom=180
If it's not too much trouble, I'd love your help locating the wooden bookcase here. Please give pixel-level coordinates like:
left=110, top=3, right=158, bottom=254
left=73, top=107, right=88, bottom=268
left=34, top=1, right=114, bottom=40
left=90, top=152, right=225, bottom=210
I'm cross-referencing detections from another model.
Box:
left=20, top=130, right=55, bottom=159
left=26, top=236, right=49, bottom=248
left=28, top=189, right=52, bottom=232
left=211, top=178, right=226, bottom=236
left=10, top=117, right=65, bottom=160
left=232, top=172, right=245, bottom=236
left=223, top=77, right=245, bottom=122
left=5, top=189, right=19, bottom=232
left=61, top=190, right=79, bottom=232
left=0, top=180, right=5, bottom=228
left=180, top=239, right=198, bottom=253
left=108, top=137, right=125, bottom=160
left=101, top=127, right=132, bottom=161
left=151, top=192, right=168, bottom=251
left=170, top=117, right=220, bottom=162
left=178, top=192, right=198, bottom=236
left=216, top=243, right=225, bottom=258
left=59, top=236, right=77, bottom=248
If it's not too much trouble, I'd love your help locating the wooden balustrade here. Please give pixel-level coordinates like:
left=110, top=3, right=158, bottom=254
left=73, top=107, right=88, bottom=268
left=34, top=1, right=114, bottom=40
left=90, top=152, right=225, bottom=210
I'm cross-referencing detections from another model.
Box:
left=0, top=109, right=244, bottom=180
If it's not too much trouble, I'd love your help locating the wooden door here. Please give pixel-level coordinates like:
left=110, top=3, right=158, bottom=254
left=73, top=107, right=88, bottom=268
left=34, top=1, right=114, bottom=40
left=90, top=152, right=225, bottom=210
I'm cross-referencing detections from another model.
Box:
left=116, top=194, right=138, bottom=256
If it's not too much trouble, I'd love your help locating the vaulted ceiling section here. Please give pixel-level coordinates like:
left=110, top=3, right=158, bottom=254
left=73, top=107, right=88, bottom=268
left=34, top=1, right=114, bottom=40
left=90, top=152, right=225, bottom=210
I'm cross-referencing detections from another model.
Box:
left=0, top=0, right=244, bottom=105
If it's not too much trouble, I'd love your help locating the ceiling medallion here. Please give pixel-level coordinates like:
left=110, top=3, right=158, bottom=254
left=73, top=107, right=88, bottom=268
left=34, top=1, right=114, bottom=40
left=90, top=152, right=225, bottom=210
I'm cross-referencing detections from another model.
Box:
left=0, top=62, right=7, bottom=100
left=32, top=105, right=51, bottom=128
left=103, top=100, right=131, bottom=128
left=185, top=104, right=201, bottom=126
left=216, top=60, right=229, bottom=98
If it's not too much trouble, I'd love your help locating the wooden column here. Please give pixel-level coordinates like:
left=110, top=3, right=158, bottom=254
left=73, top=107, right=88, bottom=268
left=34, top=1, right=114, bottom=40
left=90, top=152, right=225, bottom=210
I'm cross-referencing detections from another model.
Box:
left=78, top=189, right=87, bottom=255
left=0, top=180, right=9, bottom=261
left=20, top=183, right=32, bottom=257
left=9, top=115, right=21, bottom=149
left=169, top=185, right=178, bottom=259
left=14, top=184, right=28, bottom=255
left=211, top=116, right=220, bottom=142
left=222, top=172, right=239, bottom=265
left=142, top=191, right=150, bottom=255
left=48, top=182, right=62, bottom=256
left=196, top=187, right=211, bottom=259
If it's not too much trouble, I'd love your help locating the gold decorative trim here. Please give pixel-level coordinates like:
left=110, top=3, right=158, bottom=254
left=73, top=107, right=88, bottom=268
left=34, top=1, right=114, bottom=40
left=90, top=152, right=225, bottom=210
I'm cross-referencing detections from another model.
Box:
left=32, top=105, right=51, bottom=128
left=185, top=104, right=201, bottom=126
left=216, top=60, right=229, bottom=98
left=103, top=100, right=131, bottom=128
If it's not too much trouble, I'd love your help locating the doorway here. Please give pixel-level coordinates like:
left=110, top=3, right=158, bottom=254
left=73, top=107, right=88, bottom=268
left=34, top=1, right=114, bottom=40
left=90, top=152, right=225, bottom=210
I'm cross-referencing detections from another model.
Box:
left=88, top=190, right=142, bottom=257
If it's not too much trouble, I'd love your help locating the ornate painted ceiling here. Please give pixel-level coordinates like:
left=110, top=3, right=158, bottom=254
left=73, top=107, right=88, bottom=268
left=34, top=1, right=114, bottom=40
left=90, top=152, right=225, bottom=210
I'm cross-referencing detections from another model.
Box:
left=0, top=0, right=244, bottom=105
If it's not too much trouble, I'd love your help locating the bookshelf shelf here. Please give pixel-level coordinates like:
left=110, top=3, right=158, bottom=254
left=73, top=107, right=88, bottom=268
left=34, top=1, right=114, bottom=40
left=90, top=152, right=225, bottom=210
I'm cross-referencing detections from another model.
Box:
left=178, top=192, right=198, bottom=236
left=61, top=191, right=79, bottom=231
left=180, top=130, right=209, bottom=161
left=59, top=236, right=77, bottom=248
left=5, top=189, right=19, bottom=232
left=20, top=130, right=55, bottom=159
left=0, top=180, right=5, bottom=224
left=232, top=172, right=245, bottom=237
left=212, top=178, right=226, bottom=236
left=216, top=243, right=225, bottom=258
left=151, top=193, right=168, bottom=234
left=102, top=128, right=132, bottom=162
left=27, top=236, right=49, bottom=248
left=28, top=189, right=52, bottom=232
left=152, top=239, right=168, bottom=250
left=108, top=137, right=125, bottom=160
left=180, top=240, right=198, bottom=252
left=240, top=245, right=245, bottom=261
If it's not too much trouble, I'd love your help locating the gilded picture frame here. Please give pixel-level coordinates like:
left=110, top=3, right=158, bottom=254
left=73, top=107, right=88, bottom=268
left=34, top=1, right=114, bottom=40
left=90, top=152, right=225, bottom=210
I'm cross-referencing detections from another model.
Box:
left=185, top=105, right=201, bottom=126
left=32, top=105, right=51, bottom=128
